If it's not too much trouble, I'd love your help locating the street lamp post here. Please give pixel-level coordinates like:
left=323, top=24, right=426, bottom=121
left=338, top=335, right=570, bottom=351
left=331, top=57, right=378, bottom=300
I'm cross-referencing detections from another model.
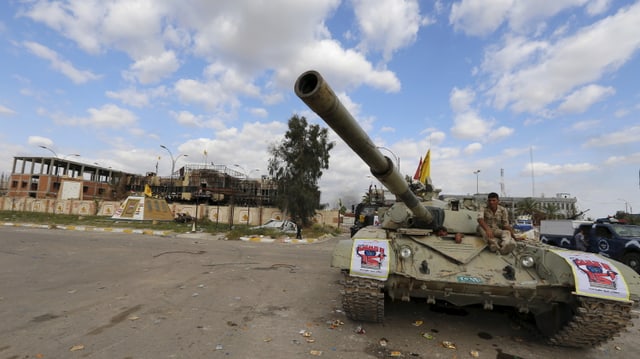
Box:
left=38, top=146, right=82, bottom=195
left=39, top=145, right=57, bottom=158
left=473, top=170, right=481, bottom=194
left=160, top=145, right=188, bottom=198
left=376, top=146, right=400, bottom=172
left=618, top=198, right=629, bottom=214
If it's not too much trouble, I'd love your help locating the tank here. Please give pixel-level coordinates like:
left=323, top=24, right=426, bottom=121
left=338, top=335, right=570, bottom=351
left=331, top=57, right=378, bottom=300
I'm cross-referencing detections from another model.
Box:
left=294, top=70, right=640, bottom=348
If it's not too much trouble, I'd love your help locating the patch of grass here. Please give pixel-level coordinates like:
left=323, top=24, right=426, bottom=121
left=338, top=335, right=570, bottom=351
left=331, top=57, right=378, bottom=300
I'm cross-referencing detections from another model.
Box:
left=0, top=210, right=339, bottom=238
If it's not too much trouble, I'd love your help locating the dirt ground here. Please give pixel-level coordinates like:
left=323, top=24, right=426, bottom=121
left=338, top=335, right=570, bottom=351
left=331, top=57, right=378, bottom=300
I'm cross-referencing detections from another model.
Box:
left=1, top=227, right=638, bottom=359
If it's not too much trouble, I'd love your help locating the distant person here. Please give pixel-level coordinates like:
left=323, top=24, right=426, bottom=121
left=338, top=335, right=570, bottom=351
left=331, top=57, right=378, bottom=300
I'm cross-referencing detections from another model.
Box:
left=296, top=220, right=302, bottom=239
left=574, top=228, right=588, bottom=251
left=434, top=226, right=463, bottom=244
left=477, top=192, right=516, bottom=254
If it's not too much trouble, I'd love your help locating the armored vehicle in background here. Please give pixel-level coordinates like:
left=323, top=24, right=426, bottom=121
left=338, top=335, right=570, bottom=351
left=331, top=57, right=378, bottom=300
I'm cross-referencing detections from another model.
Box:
left=294, top=70, right=640, bottom=348
left=350, top=186, right=391, bottom=237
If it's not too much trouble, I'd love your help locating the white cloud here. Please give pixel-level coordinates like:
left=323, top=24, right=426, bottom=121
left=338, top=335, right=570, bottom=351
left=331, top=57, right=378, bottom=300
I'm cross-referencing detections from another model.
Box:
left=249, top=108, right=268, bottom=118
left=449, top=87, right=513, bottom=141
left=450, top=0, right=612, bottom=36
left=450, top=0, right=513, bottom=36
left=585, top=125, right=640, bottom=147
left=172, top=110, right=203, bottom=127
left=0, top=104, right=16, bottom=116
left=481, top=35, right=548, bottom=75
left=124, top=51, right=180, bottom=84
left=557, top=84, right=615, bottom=114
left=21, top=0, right=401, bottom=119
left=352, top=0, right=431, bottom=61
left=27, top=135, right=53, bottom=148
left=174, top=78, right=237, bottom=114
left=614, top=108, right=629, bottom=118
left=487, top=2, right=640, bottom=114
left=106, top=88, right=149, bottom=107
left=21, top=1, right=105, bottom=54
left=464, top=142, right=482, bottom=154
left=106, top=86, right=169, bottom=108
left=491, top=126, right=515, bottom=140
left=604, top=152, right=640, bottom=165
left=450, top=87, right=475, bottom=112
left=527, top=161, right=597, bottom=176
left=170, top=110, right=226, bottom=130
left=23, top=41, right=100, bottom=84
left=277, top=39, right=401, bottom=93
left=586, top=0, right=612, bottom=15
left=571, top=119, right=600, bottom=131
left=55, top=104, right=138, bottom=128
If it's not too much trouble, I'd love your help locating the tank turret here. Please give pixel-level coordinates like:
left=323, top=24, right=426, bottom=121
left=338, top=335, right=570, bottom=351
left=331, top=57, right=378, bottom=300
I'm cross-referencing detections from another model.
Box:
left=295, top=70, right=435, bottom=228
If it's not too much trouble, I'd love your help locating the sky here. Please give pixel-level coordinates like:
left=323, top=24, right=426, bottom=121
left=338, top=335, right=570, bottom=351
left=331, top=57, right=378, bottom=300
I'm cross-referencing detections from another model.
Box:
left=1, top=0, right=639, bottom=219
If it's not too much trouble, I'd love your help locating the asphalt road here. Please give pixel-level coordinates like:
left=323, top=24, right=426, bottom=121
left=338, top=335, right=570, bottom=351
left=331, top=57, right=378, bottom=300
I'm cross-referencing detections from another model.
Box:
left=1, top=227, right=638, bottom=359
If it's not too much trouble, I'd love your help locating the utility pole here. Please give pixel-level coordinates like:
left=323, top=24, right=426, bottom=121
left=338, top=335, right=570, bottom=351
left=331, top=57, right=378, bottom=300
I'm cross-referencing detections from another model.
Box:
left=473, top=170, right=481, bottom=194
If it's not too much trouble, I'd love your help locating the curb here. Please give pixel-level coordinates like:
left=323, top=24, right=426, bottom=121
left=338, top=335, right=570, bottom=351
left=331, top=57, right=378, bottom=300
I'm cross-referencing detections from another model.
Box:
left=239, top=235, right=331, bottom=244
left=2, top=222, right=333, bottom=243
left=2, top=222, right=174, bottom=237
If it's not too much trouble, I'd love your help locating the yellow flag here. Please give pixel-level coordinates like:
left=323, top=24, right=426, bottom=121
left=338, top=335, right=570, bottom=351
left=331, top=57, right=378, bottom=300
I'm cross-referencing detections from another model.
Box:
left=419, top=149, right=430, bottom=184
left=144, top=184, right=153, bottom=197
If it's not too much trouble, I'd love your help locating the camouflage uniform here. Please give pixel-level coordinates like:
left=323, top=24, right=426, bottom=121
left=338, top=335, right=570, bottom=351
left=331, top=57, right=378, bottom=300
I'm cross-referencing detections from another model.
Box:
left=478, top=205, right=515, bottom=254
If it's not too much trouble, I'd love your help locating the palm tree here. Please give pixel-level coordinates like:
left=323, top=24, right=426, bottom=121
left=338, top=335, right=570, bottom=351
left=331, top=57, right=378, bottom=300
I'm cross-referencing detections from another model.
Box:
left=543, top=203, right=560, bottom=219
left=516, top=197, right=538, bottom=217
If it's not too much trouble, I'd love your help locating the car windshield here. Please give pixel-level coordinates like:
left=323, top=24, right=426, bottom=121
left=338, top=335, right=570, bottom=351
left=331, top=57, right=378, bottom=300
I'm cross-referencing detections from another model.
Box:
left=611, top=224, right=640, bottom=237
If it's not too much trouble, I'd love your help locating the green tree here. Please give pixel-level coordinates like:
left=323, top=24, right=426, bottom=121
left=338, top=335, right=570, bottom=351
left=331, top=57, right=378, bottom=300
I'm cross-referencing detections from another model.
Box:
left=516, top=197, right=538, bottom=217
left=543, top=203, right=560, bottom=219
left=268, top=115, right=334, bottom=227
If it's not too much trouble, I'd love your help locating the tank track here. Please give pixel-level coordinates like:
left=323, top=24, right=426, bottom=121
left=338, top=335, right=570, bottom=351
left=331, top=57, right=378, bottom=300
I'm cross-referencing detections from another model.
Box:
left=341, top=274, right=385, bottom=323
left=547, top=296, right=636, bottom=347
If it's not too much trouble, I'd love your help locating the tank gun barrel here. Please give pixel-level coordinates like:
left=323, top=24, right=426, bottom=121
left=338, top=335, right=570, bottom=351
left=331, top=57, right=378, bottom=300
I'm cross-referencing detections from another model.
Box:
left=295, top=70, right=432, bottom=224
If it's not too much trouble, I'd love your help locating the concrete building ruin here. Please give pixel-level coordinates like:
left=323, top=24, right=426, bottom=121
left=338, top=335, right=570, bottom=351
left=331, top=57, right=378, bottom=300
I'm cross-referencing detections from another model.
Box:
left=6, top=156, right=277, bottom=207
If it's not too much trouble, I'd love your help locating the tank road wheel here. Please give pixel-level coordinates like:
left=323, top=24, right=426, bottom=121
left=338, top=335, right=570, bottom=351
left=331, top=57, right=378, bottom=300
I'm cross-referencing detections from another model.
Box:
left=537, top=296, right=636, bottom=348
left=622, top=252, right=640, bottom=273
left=341, top=274, right=385, bottom=323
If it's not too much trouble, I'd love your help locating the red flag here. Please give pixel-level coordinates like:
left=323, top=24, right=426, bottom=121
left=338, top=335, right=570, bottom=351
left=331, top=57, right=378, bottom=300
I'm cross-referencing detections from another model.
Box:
left=413, top=156, right=423, bottom=180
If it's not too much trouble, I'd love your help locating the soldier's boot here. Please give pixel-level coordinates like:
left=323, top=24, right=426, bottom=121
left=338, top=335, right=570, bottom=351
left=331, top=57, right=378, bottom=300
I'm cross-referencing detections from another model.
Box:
left=487, top=239, right=499, bottom=252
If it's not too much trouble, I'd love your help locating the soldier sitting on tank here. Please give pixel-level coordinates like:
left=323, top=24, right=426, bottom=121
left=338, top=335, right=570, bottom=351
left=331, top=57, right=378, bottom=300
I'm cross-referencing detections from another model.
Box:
left=477, top=192, right=516, bottom=254
left=434, top=226, right=463, bottom=244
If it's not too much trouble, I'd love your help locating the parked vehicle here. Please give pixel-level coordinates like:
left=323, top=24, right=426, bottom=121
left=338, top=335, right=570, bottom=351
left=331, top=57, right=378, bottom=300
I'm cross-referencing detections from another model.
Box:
left=540, top=218, right=640, bottom=273
left=513, top=216, right=533, bottom=232
left=251, top=219, right=298, bottom=233
left=174, top=212, right=194, bottom=223
left=350, top=192, right=391, bottom=237
left=539, top=220, right=592, bottom=248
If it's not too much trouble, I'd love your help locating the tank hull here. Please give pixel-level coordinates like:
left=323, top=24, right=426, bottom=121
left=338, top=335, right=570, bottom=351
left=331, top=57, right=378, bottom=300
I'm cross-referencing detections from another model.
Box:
left=332, top=227, right=640, bottom=347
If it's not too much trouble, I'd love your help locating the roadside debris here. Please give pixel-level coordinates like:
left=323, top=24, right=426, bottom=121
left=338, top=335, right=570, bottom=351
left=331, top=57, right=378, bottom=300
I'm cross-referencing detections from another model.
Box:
left=421, top=332, right=434, bottom=340
left=69, top=344, right=84, bottom=352
left=441, top=341, right=456, bottom=349
left=329, top=319, right=344, bottom=329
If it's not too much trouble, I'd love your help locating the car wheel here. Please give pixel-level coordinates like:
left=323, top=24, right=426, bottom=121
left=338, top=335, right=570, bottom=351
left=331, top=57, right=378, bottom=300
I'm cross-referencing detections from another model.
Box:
left=622, top=253, right=640, bottom=273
